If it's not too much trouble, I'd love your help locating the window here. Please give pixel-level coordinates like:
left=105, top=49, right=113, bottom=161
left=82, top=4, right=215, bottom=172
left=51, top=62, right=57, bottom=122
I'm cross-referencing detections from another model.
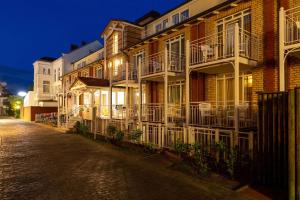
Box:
left=181, top=9, right=189, bottom=21
left=58, top=68, right=61, bottom=80
left=172, top=13, right=180, bottom=25
left=162, top=19, right=168, bottom=30
left=43, top=68, right=46, bottom=74
left=97, top=68, right=103, bottom=79
left=54, top=70, right=56, bottom=82
left=156, top=23, right=162, bottom=33
left=216, top=73, right=252, bottom=106
left=48, top=69, right=50, bottom=75
left=43, top=81, right=50, bottom=93
left=112, top=32, right=119, bottom=54
left=82, top=61, right=86, bottom=67
left=113, top=59, right=122, bottom=76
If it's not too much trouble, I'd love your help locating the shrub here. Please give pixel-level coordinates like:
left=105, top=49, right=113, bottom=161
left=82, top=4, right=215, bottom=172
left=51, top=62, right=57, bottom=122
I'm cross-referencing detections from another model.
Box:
left=174, top=139, right=191, bottom=156
left=129, top=129, right=143, bottom=142
left=225, top=147, right=238, bottom=179
left=192, top=142, right=210, bottom=175
left=115, top=130, right=125, bottom=142
left=73, top=121, right=88, bottom=135
left=107, top=124, right=117, bottom=136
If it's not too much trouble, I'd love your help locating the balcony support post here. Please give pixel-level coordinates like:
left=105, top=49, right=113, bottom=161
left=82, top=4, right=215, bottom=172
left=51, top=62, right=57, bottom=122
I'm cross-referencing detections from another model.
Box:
left=185, top=40, right=190, bottom=126
left=279, top=7, right=286, bottom=91
left=164, top=45, right=168, bottom=127
left=125, top=62, right=129, bottom=131
left=234, top=23, right=240, bottom=146
left=109, top=66, right=112, bottom=120
left=138, top=59, right=142, bottom=129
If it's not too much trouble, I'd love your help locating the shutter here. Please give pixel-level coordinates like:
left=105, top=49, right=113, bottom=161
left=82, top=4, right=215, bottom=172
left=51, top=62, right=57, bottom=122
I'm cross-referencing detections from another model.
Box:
left=191, top=72, right=205, bottom=102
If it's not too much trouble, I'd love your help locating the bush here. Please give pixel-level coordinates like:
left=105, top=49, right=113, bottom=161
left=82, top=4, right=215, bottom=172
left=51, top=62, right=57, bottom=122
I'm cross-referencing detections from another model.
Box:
left=129, top=129, right=143, bottom=142
left=192, top=142, right=210, bottom=175
left=115, top=130, right=125, bottom=142
left=174, top=139, right=191, bottom=156
left=107, top=124, right=117, bottom=136
left=73, top=121, right=88, bottom=135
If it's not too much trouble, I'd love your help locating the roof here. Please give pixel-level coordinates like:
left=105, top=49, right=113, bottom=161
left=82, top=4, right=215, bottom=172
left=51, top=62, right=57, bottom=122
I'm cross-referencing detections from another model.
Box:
left=71, top=47, right=104, bottom=64
left=62, top=59, right=103, bottom=78
left=37, top=57, right=57, bottom=62
left=101, top=19, right=143, bottom=37
left=135, top=10, right=161, bottom=26
left=71, top=77, right=110, bottom=88
left=126, top=0, right=238, bottom=50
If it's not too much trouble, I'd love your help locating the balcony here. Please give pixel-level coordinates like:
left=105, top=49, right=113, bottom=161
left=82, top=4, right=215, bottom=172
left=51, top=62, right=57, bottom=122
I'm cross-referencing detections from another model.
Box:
left=283, top=6, right=300, bottom=48
left=141, top=51, right=185, bottom=78
left=189, top=27, right=259, bottom=70
left=142, top=103, right=164, bottom=123
left=189, top=101, right=257, bottom=130
left=112, top=65, right=138, bottom=84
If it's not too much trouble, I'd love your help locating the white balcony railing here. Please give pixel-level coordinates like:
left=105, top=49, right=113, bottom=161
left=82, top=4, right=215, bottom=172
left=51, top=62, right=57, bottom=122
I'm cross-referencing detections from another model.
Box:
left=141, top=51, right=185, bottom=76
left=167, top=104, right=185, bottom=124
left=112, top=65, right=138, bottom=83
left=190, top=28, right=259, bottom=66
left=284, top=6, right=300, bottom=46
left=142, top=103, right=164, bottom=123
left=189, top=101, right=257, bottom=129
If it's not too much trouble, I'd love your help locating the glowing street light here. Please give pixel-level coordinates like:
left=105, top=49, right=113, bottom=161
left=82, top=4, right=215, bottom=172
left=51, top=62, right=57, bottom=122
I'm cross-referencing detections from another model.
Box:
left=17, top=91, right=27, bottom=97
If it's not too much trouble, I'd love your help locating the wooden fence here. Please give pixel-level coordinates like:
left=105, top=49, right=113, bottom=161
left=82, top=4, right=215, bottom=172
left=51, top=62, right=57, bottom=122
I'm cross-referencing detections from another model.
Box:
left=256, top=89, right=300, bottom=200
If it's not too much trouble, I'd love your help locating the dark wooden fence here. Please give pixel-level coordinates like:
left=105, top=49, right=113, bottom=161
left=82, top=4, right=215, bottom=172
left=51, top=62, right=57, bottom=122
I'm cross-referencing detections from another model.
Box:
left=256, top=88, right=300, bottom=200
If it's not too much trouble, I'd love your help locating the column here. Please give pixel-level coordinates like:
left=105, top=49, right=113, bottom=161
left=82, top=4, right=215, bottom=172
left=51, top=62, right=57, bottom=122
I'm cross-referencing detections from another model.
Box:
left=164, top=45, right=168, bottom=128
left=279, top=7, right=286, bottom=91
left=185, top=40, right=190, bottom=126
left=138, top=59, right=142, bottom=129
left=233, top=23, right=240, bottom=146
left=125, top=62, right=129, bottom=131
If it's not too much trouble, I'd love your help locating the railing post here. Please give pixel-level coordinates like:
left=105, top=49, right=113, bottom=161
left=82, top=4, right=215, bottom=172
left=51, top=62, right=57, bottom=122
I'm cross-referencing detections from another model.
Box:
left=215, top=129, right=220, bottom=162
left=279, top=7, right=286, bottom=92
left=234, top=23, right=240, bottom=142
left=186, top=40, right=190, bottom=126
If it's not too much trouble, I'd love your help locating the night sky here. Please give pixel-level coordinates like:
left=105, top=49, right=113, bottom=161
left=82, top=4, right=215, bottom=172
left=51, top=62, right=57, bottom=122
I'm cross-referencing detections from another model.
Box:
left=0, top=0, right=184, bottom=94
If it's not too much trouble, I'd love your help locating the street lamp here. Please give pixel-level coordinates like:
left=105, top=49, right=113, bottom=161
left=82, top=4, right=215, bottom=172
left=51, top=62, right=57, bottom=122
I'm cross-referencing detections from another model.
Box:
left=17, top=91, right=27, bottom=97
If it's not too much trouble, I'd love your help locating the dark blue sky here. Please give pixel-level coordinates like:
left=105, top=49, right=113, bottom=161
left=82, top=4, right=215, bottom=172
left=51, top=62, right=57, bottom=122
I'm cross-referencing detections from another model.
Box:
left=0, top=0, right=184, bottom=94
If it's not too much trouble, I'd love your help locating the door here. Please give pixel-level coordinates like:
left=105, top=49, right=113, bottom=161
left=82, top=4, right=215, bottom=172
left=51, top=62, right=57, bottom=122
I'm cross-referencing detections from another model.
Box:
left=225, top=20, right=241, bottom=57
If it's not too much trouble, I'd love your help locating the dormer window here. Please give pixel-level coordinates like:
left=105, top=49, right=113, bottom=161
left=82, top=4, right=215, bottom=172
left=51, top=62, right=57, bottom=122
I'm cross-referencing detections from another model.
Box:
left=172, top=14, right=180, bottom=25
left=156, top=23, right=162, bottom=33
left=112, top=32, right=119, bottom=55
left=181, top=9, right=189, bottom=21
left=162, top=19, right=168, bottom=29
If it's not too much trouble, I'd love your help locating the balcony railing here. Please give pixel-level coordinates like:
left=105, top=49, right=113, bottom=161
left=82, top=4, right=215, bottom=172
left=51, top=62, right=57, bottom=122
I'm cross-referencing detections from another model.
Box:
left=142, top=103, right=164, bottom=123
left=190, top=28, right=259, bottom=67
left=284, top=6, right=300, bottom=46
left=112, top=65, right=138, bottom=83
left=112, top=104, right=126, bottom=119
left=189, top=101, right=257, bottom=129
left=141, top=51, right=185, bottom=76
left=167, top=104, right=185, bottom=124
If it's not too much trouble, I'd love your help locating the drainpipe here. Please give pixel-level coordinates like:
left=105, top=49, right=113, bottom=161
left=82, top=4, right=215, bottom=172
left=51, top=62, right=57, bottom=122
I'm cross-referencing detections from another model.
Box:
left=279, top=7, right=286, bottom=91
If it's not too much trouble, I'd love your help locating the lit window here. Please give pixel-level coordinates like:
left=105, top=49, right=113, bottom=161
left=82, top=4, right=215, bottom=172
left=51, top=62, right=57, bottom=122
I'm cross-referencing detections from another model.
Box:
left=112, top=32, right=119, bottom=54
left=43, top=68, right=46, bottom=74
left=114, top=59, right=120, bottom=76
left=43, top=81, right=50, bottom=93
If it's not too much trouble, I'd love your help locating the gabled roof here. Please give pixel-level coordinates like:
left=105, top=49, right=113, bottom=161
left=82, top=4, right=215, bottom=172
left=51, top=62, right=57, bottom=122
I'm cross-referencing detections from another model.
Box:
left=70, top=77, right=109, bottom=90
left=101, top=19, right=143, bottom=37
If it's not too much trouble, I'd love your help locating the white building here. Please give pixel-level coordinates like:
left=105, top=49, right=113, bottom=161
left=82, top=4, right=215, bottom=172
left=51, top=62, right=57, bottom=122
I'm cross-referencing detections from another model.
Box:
left=23, top=40, right=102, bottom=121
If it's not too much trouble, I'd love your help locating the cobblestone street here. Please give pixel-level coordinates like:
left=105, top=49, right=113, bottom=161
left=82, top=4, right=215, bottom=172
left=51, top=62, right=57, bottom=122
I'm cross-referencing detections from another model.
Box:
left=0, top=119, right=255, bottom=200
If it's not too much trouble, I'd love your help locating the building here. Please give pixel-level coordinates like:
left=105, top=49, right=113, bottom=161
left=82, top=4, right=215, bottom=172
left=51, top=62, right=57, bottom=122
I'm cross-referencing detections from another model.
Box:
left=23, top=41, right=102, bottom=121
left=58, top=0, right=300, bottom=151
left=0, top=82, right=10, bottom=116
